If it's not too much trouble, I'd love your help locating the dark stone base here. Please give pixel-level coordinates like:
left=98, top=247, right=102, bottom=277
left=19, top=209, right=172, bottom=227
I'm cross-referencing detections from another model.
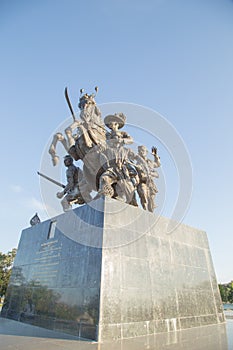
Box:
left=1, top=197, right=225, bottom=341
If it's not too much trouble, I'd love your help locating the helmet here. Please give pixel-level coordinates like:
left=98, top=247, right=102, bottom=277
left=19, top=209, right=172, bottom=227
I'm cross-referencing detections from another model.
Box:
left=64, top=155, right=73, bottom=164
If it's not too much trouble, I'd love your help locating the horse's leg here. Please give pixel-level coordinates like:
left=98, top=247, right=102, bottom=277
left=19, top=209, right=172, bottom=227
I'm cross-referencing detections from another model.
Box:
left=49, top=133, right=69, bottom=166
left=65, top=120, right=80, bottom=148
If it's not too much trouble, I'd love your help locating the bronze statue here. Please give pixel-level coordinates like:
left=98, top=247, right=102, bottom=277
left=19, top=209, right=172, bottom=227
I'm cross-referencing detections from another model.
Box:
left=97, top=113, right=136, bottom=204
left=134, top=145, right=161, bottom=212
left=70, top=91, right=107, bottom=194
left=49, top=87, right=106, bottom=166
left=47, top=87, right=161, bottom=212
left=56, top=155, right=92, bottom=211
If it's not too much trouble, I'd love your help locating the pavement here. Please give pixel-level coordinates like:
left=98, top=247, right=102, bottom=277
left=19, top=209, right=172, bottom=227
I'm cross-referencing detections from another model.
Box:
left=0, top=317, right=95, bottom=350
left=0, top=316, right=229, bottom=350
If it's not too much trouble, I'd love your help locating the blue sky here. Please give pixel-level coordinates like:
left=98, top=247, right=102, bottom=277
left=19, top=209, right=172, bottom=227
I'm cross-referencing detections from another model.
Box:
left=0, top=0, right=233, bottom=283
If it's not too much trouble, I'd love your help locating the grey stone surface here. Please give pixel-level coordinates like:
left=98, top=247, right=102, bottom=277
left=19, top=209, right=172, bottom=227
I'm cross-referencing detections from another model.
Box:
left=1, top=201, right=104, bottom=340
left=0, top=317, right=229, bottom=350
left=1, top=197, right=225, bottom=342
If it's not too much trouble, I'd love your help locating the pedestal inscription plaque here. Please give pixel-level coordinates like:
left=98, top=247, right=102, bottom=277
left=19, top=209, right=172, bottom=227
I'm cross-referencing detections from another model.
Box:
left=1, top=197, right=225, bottom=341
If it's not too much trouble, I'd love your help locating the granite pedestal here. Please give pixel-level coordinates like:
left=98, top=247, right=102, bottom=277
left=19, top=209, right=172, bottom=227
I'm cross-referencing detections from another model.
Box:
left=1, top=197, right=225, bottom=342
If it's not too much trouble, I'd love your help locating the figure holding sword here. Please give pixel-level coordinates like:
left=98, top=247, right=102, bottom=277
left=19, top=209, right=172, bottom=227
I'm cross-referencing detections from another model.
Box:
left=38, top=155, right=92, bottom=211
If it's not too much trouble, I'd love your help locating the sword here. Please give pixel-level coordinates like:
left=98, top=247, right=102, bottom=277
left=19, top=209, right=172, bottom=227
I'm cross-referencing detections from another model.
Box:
left=64, top=87, right=76, bottom=122
left=37, top=171, right=65, bottom=188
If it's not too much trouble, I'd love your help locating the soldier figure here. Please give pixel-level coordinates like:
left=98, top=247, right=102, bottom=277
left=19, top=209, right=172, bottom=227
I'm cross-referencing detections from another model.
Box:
left=97, top=113, right=136, bottom=204
left=104, top=113, right=133, bottom=145
left=56, top=155, right=92, bottom=211
left=135, top=145, right=161, bottom=212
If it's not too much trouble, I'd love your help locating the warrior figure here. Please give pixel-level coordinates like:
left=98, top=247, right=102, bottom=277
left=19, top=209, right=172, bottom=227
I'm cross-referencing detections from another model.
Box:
left=67, top=90, right=107, bottom=192
left=97, top=113, right=136, bottom=204
left=56, top=155, right=92, bottom=211
left=69, top=90, right=106, bottom=161
left=49, top=87, right=106, bottom=167
left=135, top=145, right=161, bottom=212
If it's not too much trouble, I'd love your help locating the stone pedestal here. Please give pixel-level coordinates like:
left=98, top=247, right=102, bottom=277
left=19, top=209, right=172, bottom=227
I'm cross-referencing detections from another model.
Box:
left=1, top=197, right=225, bottom=341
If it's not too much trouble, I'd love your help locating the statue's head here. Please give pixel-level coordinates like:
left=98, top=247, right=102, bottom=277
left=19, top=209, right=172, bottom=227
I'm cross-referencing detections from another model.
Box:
left=138, top=145, right=148, bottom=157
left=78, top=93, right=96, bottom=110
left=104, top=113, right=126, bottom=130
left=64, top=154, right=73, bottom=167
left=78, top=87, right=98, bottom=110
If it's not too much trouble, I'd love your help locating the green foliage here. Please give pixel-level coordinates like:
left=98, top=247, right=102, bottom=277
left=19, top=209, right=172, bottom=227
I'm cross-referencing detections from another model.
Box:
left=0, top=248, right=17, bottom=298
left=218, top=281, right=233, bottom=303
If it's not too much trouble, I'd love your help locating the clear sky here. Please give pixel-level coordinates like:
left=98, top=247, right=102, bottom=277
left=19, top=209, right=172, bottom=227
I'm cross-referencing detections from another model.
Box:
left=0, top=0, right=233, bottom=283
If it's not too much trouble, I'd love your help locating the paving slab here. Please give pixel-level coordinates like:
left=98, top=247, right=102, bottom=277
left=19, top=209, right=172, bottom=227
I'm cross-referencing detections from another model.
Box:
left=0, top=317, right=228, bottom=350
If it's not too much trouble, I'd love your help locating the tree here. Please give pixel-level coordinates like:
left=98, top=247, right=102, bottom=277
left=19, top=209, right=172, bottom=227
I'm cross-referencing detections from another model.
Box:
left=219, top=284, right=228, bottom=303
left=0, top=248, right=17, bottom=299
left=218, top=281, right=233, bottom=303
left=228, top=282, right=233, bottom=304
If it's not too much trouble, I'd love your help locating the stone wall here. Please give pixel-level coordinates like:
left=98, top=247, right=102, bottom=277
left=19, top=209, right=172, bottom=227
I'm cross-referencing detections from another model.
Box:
left=1, top=197, right=225, bottom=341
